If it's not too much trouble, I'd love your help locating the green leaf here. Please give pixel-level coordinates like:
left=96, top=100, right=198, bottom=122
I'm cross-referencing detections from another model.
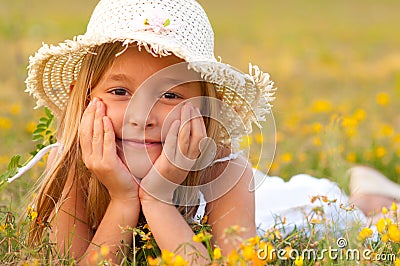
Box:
left=36, top=123, right=47, bottom=129
left=32, top=134, right=43, bottom=141
left=33, top=127, right=46, bottom=134
left=9, top=155, right=21, bottom=169
left=36, top=144, right=45, bottom=150
left=163, top=18, right=170, bottom=27
left=39, top=117, right=48, bottom=124
left=49, top=135, right=57, bottom=144
left=46, top=116, right=53, bottom=127
left=44, top=107, right=53, bottom=119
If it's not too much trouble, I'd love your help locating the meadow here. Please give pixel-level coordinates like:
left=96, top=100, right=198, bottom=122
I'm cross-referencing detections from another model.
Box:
left=0, top=0, right=400, bottom=265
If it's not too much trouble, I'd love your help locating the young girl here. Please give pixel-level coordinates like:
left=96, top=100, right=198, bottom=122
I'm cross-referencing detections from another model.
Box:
left=25, top=0, right=275, bottom=263
left=21, top=0, right=400, bottom=264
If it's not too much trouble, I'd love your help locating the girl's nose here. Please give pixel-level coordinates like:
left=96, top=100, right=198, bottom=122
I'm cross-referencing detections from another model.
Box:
left=128, top=111, right=156, bottom=128
left=125, top=92, right=159, bottom=129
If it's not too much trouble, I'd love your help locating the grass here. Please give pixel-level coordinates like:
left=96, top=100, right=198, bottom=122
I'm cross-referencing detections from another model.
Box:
left=1, top=0, right=400, bottom=264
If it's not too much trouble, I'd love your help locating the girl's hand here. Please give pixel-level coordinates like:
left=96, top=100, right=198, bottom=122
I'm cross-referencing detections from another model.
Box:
left=79, top=98, right=140, bottom=201
left=139, top=103, right=207, bottom=202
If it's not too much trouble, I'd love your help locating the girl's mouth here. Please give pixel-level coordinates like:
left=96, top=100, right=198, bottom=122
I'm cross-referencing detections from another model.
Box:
left=116, top=138, right=163, bottom=149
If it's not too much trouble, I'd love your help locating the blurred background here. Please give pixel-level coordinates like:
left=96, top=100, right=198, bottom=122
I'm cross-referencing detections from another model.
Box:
left=1, top=0, right=399, bottom=206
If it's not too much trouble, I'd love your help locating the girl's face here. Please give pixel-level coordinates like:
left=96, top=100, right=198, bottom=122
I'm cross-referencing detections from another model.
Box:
left=90, top=47, right=202, bottom=178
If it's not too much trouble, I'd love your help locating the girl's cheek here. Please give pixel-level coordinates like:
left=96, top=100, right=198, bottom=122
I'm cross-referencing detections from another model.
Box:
left=103, top=102, right=125, bottom=133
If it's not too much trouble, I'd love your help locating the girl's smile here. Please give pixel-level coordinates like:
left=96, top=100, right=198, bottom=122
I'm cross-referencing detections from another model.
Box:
left=116, top=137, right=164, bottom=149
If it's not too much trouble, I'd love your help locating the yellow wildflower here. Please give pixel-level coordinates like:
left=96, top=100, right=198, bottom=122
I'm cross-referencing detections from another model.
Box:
left=313, top=136, right=322, bottom=146
left=254, top=133, right=264, bottom=144
left=281, top=153, right=292, bottom=163
left=310, top=218, right=324, bottom=224
left=258, top=242, right=276, bottom=263
left=0, top=116, right=12, bottom=129
left=339, top=203, right=355, bottom=212
left=88, top=251, right=99, bottom=264
left=395, top=257, right=400, bottom=266
left=242, top=245, right=255, bottom=260
left=269, top=161, right=280, bottom=172
left=341, top=116, right=358, bottom=128
left=321, top=195, right=329, bottom=202
left=341, top=116, right=358, bottom=137
left=213, top=247, right=222, bottom=260
left=246, top=235, right=260, bottom=246
left=352, top=108, right=366, bottom=121
left=30, top=211, right=38, bottom=221
left=25, top=121, right=37, bottom=134
left=100, top=245, right=110, bottom=257
left=147, top=256, right=161, bottom=266
left=376, top=92, right=390, bottom=106
left=375, top=146, right=386, bottom=158
left=358, top=227, right=373, bottom=240
left=294, top=255, right=304, bottom=266
left=311, top=99, right=332, bottom=113
left=240, top=135, right=252, bottom=149
left=382, top=207, right=389, bottom=215
left=174, top=255, right=188, bottom=266
left=192, top=231, right=211, bottom=243
left=161, top=249, right=175, bottom=264
left=227, top=249, right=240, bottom=265
left=10, top=104, right=21, bottom=115
left=392, top=202, right=398, bottom=212
left=312, top=122, right=323, bottom=134
left=388, top=224, right=400, bottom=242
left=346, top=152, right=356, bottom=162
left=381, top=234, right=389, bottom=242
left=380, top=124, right=394, bottom=137
left=376, top=218, right=391, bottom=233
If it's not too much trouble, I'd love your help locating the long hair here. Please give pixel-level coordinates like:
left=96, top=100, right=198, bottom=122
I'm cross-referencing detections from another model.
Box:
left=28, top=42, right=226, bottom=243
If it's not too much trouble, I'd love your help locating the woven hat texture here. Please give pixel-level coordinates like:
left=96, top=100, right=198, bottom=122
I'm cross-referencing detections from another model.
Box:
left=25, top=0, right=276, bottom=147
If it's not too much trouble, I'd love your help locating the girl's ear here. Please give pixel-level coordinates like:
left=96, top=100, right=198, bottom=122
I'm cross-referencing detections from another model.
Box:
left=69, top=80, right=76, bottom=94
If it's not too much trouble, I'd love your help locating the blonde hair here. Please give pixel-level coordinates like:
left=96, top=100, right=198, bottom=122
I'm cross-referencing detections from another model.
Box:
left=28, top=42, right=226, bottom=244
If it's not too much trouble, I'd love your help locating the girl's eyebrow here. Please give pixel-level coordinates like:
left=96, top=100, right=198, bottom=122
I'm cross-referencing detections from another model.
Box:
left=161, top=77, right=191, bottom=85
left=108, top=73, right=132, bottom=82
left=105, top=73, right=139, bottom=87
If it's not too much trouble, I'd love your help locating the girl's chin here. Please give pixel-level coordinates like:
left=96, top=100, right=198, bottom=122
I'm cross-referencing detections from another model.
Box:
left=117, top=145, right=161, bottom=179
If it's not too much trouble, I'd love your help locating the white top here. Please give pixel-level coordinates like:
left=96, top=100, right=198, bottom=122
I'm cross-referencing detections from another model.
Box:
left=193, top=155, right=366, bottom=236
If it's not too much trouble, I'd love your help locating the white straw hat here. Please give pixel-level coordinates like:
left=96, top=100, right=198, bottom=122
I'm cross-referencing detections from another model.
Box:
left=25, top=0, right=276, bottom=147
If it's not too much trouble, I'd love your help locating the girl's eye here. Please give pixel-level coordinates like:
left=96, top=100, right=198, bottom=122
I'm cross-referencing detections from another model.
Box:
left=161, top=92, right=181, bottom=99
left=110, top=88, right=130, bottom=96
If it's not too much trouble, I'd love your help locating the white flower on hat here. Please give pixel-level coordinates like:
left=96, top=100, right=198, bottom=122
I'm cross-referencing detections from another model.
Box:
left=143, top=10, right=171, bottom=34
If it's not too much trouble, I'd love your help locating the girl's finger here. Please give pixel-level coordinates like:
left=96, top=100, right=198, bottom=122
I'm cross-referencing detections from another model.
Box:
left=187, top=106, right=206, bottom=158
left=102, top=116, right=117, bottom=159
left=178, top=103, right=191, bottom=156
left=162, top=120, right=180, bottom=162
left=195, top=107, right=207, bottom=136
left=79, top=98, right=98, bottom=157
left=92, top=100, right=105, bottom=159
